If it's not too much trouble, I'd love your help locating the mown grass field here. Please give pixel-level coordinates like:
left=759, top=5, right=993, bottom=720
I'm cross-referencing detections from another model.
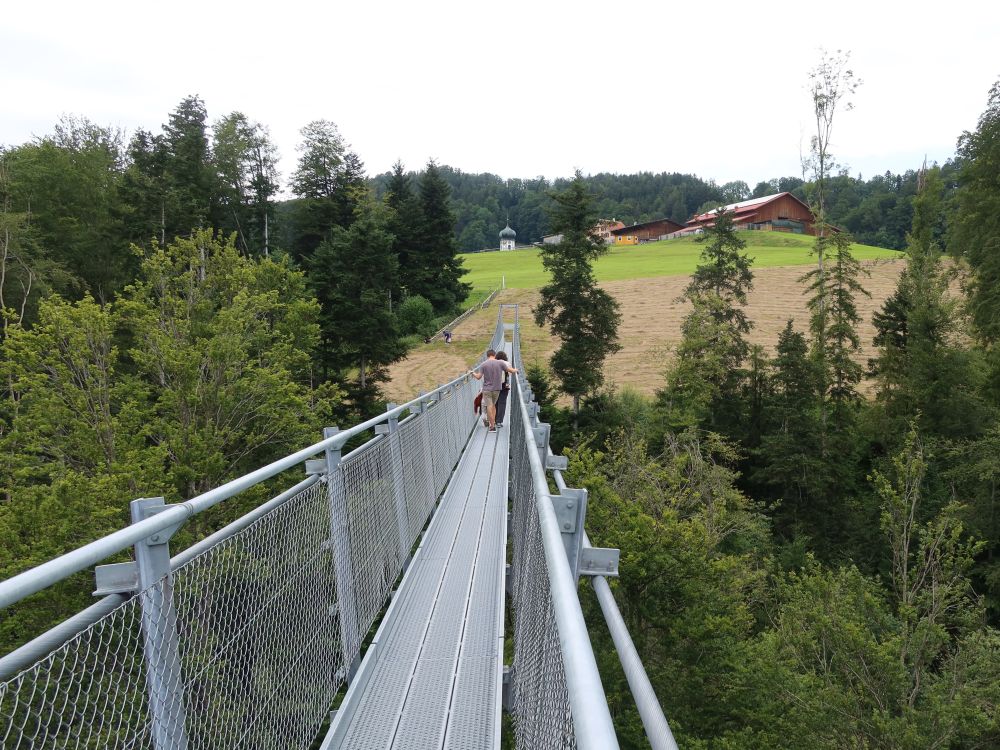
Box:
left=459, top=232, right=903, bottom=292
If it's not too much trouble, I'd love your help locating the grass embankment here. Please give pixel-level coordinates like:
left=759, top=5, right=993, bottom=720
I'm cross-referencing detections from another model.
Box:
left=459, top=232, right=902, bottom=292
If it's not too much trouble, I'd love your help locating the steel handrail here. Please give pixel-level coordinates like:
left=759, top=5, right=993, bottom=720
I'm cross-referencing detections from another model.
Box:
left=0, top=475, right=322, bottom=681
left=0, top=362, right=490, bottom=611
left=511, top=359, right=620, bottom=750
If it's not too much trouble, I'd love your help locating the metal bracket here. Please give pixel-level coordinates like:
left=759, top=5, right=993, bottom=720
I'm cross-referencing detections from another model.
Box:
left=502, top=665, right=513, bottom=712
left=544, top=454, right=568, bottom=472
left=550, top=488, right=585, bottom=533
left=374, top=423, right=391, bottom=436
left=305, top=458, right=326, bottom=476
left=579, top=547, right=620, bottom=577
left=142, top=502, right=184, bottom=545
left=532, top=423, right=550, bottom=451
left=94, top=561, right=138, bottom=596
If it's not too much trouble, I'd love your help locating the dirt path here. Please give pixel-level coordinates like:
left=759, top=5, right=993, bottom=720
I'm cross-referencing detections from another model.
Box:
left=385, top=259, right=908, bottom=403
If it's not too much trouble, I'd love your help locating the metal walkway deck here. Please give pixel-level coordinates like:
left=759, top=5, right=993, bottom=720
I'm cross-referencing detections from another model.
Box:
left=323, top=389, right=510, bottom=748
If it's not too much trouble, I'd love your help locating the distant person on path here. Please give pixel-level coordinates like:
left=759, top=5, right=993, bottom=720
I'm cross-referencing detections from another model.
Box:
left=443, top=329, right=452, bottom=344
left=494, top=351, right=512, bottom=426
left=470, top=349, right=518, bottom=432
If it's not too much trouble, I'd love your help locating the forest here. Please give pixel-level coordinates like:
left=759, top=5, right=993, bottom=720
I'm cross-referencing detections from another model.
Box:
left=372, top=161, right=956, bottom=253
left=527, top=75, right=1000, bottom=747
left=1, top=68, right=999, bottom=748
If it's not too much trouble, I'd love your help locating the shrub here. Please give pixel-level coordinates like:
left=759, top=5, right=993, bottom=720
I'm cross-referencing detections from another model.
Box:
left=398, top=295, right=436, bottom=338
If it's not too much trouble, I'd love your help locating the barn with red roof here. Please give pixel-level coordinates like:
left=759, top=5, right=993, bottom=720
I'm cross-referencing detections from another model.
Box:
left=670, top=192, right=820, bottom=237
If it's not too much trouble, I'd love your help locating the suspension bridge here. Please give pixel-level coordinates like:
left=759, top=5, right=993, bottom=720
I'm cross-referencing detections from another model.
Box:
left=0, top=305, right=676, bottom=749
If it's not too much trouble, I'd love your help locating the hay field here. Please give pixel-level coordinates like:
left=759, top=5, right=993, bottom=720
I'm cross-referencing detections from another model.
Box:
left=383, top=257, right=908, bottom=403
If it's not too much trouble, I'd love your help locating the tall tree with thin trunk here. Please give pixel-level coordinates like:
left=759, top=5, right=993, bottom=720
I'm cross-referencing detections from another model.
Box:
left=800, top=50, right=863, bottom=438
left=534, top=171, right=621, bottom=427
left=212, top=113, right=279, bottom=256
left=802, top=50, right=861, bottom=370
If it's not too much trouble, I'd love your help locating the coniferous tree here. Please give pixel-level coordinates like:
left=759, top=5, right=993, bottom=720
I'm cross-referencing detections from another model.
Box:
left=534, top=171, right=621, bottom=426
left=289, top=119, right=346, bottom=262
left=412, top=160, right=469, bottom=313
left=308, top=203, right=405, bottom=392
left=660, top=211, right=754, bottom=436
left=872, top=167, right=984, bottom=441
left=331, top=151, right=368, bottom=229
left=805, top=231, right=869, bottom=413
left=686, top=211, right=754, bottom=334
left=162, top=95, right=214, bottom=236
left=119, top=128, right=170, bottom=248
left=951, top=78, right=1000, bottom=402
left=754, top=321, right=827, bottom=536
left=384, top=161, right=421, bottom=296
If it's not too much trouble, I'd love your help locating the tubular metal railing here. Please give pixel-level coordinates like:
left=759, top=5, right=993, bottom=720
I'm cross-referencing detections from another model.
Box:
left=510, top=318, right=678, bottom=750
left=0, top=340, right=495, bottom=748
left=0, top=308, right=672, bottom=750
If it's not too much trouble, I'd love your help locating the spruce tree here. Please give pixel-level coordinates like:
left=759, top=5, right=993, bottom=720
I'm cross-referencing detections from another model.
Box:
left=384, top=161, right=420, bottom=295
left=872, top=167, right=984, bottom=441
left=686, top=210, right=754, bottom=334
left=534, top=171, right=621, bottom=426
left=754, top=321, right=827, bottom=535
left=660, top=210, right=754, bottom=436
left=162, top=95, right=214, bottom=236
left=413, top=161, right=470, bottom=313
left=308, top=203, right=405, bottom=391
left=289, top=120, right=346, bottom=263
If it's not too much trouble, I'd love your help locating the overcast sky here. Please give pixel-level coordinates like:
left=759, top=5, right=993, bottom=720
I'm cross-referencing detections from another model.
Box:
left=3, top=0, right=998, bottom=193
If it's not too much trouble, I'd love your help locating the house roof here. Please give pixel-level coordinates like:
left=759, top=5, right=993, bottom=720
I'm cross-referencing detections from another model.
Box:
left=689, top=192, right=813, bottom=225
left=610, top=217, right=685, bottom=235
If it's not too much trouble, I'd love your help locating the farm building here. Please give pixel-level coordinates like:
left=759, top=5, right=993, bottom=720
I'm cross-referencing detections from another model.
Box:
left=671, top=192, right=819, bottom=237
left=593, top=219, right=626, bottom=243
left=610, top=217, right=686, bottom=245
left=542, top=218, right=625, bottom=246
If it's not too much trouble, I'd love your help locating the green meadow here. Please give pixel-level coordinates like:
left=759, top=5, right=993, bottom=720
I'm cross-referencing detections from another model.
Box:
left=459, top=232, right=903, bottom=292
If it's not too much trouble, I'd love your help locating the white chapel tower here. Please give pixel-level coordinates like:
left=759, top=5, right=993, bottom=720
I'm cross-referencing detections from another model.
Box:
left=499, top=223, right=516, bottom=251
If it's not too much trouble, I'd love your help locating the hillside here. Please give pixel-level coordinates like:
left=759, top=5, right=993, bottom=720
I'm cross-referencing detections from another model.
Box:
left=385, top=243, right=911, bottom=404
left=458, top=232, right=902, bottom=293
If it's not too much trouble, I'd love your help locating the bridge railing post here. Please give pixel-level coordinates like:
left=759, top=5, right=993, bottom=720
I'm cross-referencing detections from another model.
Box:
left=379, top=403, right=412, bottom=567
left=414, top=392, right=437, bottom=517
left=130, top=497, right=189, bottom=750
left=323, top=426, right=361, bottom=680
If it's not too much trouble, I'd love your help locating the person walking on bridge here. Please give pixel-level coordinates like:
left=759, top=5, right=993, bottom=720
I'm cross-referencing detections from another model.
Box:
left=494, top=350, right=512, bottom=427
left=470, top=349, right=518, bottom=432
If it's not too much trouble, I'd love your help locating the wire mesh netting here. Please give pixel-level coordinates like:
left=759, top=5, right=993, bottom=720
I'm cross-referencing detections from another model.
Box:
left=508, top=378, right=577, bottom=750
left=0, top=479, right=341, bottom=749
left=1, top=316, right=544, bottom=749
left=0, top=371, right=483, bottom=749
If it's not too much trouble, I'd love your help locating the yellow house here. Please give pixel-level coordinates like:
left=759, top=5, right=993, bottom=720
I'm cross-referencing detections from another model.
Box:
left=614, top=234, right=638, bottom=246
